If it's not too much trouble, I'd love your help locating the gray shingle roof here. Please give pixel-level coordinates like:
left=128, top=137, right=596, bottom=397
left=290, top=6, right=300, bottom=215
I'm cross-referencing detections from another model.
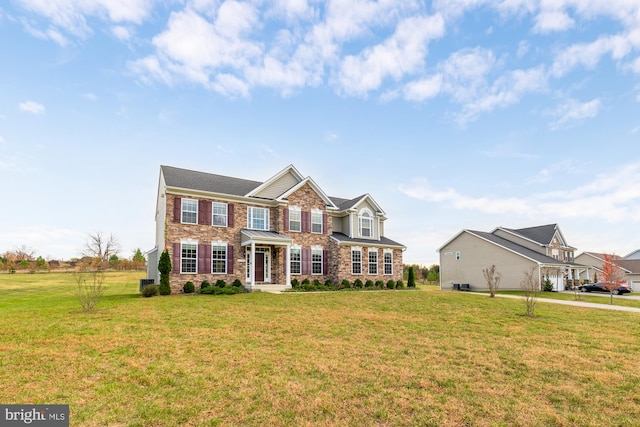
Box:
left=331, top=232, right=405, bottom=248
left=468, top=229, right=569, bottom=265
left=504, top=224, right=558, bottom=245
left=329, top=195, right=367, bottom=211
left=161, top=165, right=262, bottom=196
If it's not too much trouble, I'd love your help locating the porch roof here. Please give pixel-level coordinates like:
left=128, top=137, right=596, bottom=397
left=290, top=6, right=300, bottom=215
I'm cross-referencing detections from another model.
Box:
left=240, top=229, right=293, bottom=247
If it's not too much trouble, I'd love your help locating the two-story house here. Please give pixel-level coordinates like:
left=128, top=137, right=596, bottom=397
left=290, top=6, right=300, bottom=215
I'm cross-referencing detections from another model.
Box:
left=147, top=165, right=405, bottom=292
left=438, top=224, right=586, bottom=291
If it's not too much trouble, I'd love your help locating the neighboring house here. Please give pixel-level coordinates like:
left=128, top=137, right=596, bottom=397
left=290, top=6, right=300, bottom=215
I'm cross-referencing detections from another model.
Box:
left=147, top=165, right=405, bottom=292
left=624, top=249, right=640, bottom=260
left=575, top=252, right=640, bottom=291
left=438, top=224, right=586, bottom=291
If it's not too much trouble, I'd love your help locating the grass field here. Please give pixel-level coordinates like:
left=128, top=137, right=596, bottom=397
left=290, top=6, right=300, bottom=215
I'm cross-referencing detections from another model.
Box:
left=2, top=271, right=640, bottom=426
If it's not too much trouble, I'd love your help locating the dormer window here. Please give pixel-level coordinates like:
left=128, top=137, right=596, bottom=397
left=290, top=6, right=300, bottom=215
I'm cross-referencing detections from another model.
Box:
left=359, top=208, right=373, bottom=238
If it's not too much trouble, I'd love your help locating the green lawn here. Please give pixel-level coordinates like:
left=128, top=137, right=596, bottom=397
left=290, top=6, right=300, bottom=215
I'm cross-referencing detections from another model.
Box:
left=2, top=272, right=640, bottom=426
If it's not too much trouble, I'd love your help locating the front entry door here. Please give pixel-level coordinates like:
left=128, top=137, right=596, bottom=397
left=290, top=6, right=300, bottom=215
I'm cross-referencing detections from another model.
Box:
left=255, top=252, right=265, bottom=282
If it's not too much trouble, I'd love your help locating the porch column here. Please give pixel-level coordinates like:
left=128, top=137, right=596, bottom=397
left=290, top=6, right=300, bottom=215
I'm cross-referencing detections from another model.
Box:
left=250, top=242, right=256, bottom=288
left=285, top=243, right=291, bottom=288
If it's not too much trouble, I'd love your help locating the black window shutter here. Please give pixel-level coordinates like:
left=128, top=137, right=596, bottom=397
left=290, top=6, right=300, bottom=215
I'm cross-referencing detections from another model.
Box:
left=323, top=250, right=328, bottom=275
left=302, top=248, right=311, bottom=275
left=228, top=204, right=234, bottom=228
left=227, top=244, right=234, bottom=273
left=172, top=243, right=180, bottom=272
left=173, top=198, right=181, bottom=223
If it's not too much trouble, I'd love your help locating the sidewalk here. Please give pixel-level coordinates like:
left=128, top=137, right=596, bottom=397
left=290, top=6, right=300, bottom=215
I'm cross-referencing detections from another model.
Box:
left=468, top=292, right=640, bottom=313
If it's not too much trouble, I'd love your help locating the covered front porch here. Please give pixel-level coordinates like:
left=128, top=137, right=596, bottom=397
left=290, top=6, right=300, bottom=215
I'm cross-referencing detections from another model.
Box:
left=240, top=229, right=293, bottom=292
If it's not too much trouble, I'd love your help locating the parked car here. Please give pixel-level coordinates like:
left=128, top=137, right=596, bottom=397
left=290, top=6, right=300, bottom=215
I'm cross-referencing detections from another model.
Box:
left=579, top=283, right=631, bottom=295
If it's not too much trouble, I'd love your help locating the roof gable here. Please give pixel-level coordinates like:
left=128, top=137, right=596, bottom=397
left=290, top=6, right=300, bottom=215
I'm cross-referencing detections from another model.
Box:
left=246, top=165, right=304, bottom=199
left=277, top=177, right=337, bottom=208
left=330, top=194, right=386, bottom=216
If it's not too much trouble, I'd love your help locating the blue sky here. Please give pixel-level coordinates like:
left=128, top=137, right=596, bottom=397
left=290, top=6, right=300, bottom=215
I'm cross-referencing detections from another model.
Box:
left=1, top=0, right=639, bottom=266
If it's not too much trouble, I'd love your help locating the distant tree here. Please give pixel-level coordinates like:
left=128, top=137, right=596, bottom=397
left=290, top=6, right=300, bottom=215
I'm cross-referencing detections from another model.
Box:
left=132, top=249, right=146, bottom=270
left=601, top=254, right=626, bottom=305
left=407, top=266, right=416, bottom=288
left=35, top=256, right=48, bottom=271
left=12, top=245, right=37, bottom=261
left=158, top=249, right=172, bottom=295
left=520, top=267, right=539, bottom=317
left=482, top=265, right=502, bottom=297
left=109, top=254, right=121, bottom=270
left=83, top=232, right=120, bottom=264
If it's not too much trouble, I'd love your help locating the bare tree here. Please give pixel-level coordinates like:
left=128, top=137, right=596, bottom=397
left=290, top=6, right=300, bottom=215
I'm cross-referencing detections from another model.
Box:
left=74, top=267, right=106, bottom=312
left=482, top=264, right=502, bottom=297
left=521, top=267, right=539, bottom=316
left=83, top=232, right=120, bottom=264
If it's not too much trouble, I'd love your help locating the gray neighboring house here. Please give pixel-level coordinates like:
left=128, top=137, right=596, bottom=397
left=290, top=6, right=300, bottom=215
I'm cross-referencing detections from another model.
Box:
left=439, top=224, right=588, bottom=291
left=575, top=252, right=640, bottom=292
left=624, top=249, right=640, bottom=260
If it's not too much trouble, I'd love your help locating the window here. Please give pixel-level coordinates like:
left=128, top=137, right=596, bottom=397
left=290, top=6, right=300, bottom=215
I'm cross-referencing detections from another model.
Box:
left=181, top=243, right=197, bottom=273
left=455, top=251, right=461, bottom=260
left=383, top=250, right=393, bottom=275
left=368, top=249, right=378, bottom=275
left=181, top=199, right=198, bottom=224
left=290, top=247, right=301, bottom=275
left=359, top=209, right=373, bottom=237
left=312, top=248, right=323, bottom=275
left=212, top=202, right=228, bottom=227
left=248, top=207, right=269, bottom=230
left=311, top=210, right=323, bottom=234
left=212, top=244, right=227, bottom=274
left=352, top=248, right=362, bottom=274
left=552, top=248, right=559, bottom=260
left=289, top=207, right=301, bottom=232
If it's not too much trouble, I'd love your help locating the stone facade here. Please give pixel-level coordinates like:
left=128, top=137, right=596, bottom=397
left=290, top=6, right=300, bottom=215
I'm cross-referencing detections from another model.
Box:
left=157, top=166, right=405, bottom=293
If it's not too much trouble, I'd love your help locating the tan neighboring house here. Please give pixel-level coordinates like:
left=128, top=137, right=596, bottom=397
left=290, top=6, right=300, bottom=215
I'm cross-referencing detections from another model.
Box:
left=438, top=224, right=587, bottom=291
left=575, top=252, right=640, bottom=292
left=147, top=165, right=405, bottom=292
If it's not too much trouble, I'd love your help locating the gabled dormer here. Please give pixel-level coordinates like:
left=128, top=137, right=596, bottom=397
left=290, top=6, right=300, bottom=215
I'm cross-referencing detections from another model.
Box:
left=245, top=165, right=304, bottom=199
left=330, top=194, right=387, bottom=240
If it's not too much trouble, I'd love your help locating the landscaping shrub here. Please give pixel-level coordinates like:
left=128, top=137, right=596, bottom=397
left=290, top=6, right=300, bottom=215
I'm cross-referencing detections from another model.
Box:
left=407, top=266, right=416, bottom=288
left=341, top=279, right=351, bottom=289
left=200, top=280, right=211, bottom=291
left=324, top=279, right=333, bottom=289
left=301, top=278, right=310, bottom=285
left=365, top=280, right=374, bottom=288
left=232, top=279, right=243, bottom=288
left=141, top=284, right=158, bottom=298
left=215, top=279, right=226, bottom=288
left=543, top=278, right=554, bottom=292
left=291, top=278, right=300, bottom=289
left=158, top=249, right=172, bottom=295
left=221, top=287, right=238, bottom=295
left=354, top=279, right=363, bottom=288
left=396, top=280, right=405, bottom=289
left=312, top=279, right=322, bottom=287
left=386, top=280, right=396, bottom=289
left=201, top=286, right=223, bottom=295
left=375, top=280, right=385, bottom=289
left=183, top=281, right=195, bottom=294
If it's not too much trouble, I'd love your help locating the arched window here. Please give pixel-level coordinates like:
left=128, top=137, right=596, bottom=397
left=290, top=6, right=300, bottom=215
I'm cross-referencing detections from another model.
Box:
left=358, top=208, right=373, bottom=238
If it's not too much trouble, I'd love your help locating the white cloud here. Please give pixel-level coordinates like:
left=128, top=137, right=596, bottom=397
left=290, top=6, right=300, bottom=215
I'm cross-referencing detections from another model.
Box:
left=19, top=101, right=45, bottom=114
left=533, top=10, right=575, bottom=34
left=399, top=163, right=640, bottom=224
left=403, top=74, right=443, bottom=101
left=335, top=13, right=445, bottom=97
left=111, top=25, right=133, bottom=41
left=83, top=92, right=98, bottom=101
left=548, top=98, right=601, bottom=129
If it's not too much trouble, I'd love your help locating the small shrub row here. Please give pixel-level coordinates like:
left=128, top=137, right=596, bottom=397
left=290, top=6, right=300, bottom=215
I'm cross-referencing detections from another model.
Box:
left=200, top=279, right=245, bottom=295
left=289, top=278, right=409, bottom=292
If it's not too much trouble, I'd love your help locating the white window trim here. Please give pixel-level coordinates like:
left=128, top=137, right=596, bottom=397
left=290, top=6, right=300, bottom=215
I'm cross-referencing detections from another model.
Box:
left=248, top=206, right=270, bottom=231
left=311, top=245, right=323, bottom=275
left=181, top=198, right=198, bottom=225
left=290, top=245, right=301, bottom=275
left=212, top=202, right=228, bottom=227
left=311, top=209, right=323, bottom=234
left=358, top=208, right=373, bottom=238
left=180, top=239, right=198, bottom=274
left=352, top=246, right=362, bottom=275
left=211, top=240, right=227, bottom=274
left=368, top=247, right=378, bottom=275
left=289, top=206, right=301, bottom=232
left=383, top=249, right=393, bottom=276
